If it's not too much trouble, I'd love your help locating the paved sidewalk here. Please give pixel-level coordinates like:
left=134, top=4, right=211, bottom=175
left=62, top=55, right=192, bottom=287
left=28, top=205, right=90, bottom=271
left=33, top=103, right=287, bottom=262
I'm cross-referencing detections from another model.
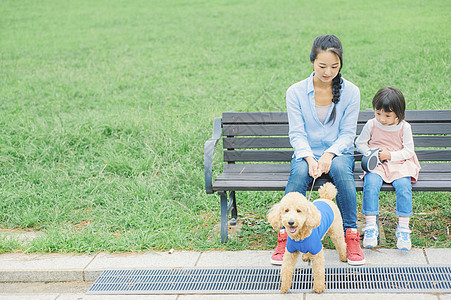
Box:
left=0, top=248, right=450, bottom=299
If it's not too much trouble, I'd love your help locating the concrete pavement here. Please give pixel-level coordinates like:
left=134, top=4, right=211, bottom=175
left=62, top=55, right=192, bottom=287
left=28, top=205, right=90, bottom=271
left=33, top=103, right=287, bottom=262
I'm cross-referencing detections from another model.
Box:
left=0, top=248, right=450, bottom=299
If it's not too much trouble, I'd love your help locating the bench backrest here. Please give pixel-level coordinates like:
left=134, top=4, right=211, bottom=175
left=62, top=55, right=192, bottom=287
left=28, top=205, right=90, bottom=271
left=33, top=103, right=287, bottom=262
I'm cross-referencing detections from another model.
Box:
left=221, top=110, right=451, bottom=163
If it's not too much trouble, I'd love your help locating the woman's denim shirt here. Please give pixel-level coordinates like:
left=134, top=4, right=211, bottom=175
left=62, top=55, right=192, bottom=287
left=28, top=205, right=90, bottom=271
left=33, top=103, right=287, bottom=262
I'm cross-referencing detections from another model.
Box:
left=286, top=73, right=360, bottom=160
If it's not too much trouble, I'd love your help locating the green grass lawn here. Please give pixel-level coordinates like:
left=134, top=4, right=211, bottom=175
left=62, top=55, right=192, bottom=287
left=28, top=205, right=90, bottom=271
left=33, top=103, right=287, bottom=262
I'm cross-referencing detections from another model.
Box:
left=0, top=0, right=450, bottom=253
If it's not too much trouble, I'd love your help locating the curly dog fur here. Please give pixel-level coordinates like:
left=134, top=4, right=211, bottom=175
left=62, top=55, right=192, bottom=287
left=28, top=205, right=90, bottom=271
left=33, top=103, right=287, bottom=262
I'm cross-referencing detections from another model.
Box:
left=267, top=182, right=347, bottom=293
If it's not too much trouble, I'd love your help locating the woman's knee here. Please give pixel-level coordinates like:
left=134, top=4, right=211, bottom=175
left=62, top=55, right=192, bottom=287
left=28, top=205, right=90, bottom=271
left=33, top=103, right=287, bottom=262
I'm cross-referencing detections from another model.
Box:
left=329, top=157, right=355, bottom=188
left=292, top=156, right=308, bottom=168
left=289, top=158, right=309, bottom=177
left=330, top=155, right=354, bottom=175
left=285, top=158, right=310, bottom=194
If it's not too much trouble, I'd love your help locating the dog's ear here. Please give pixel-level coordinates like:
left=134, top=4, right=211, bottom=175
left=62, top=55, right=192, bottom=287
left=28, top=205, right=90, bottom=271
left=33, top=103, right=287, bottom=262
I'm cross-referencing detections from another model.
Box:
left=267, top=202, right=283, bottom=231
left=304, top=203, right=321, bottom=229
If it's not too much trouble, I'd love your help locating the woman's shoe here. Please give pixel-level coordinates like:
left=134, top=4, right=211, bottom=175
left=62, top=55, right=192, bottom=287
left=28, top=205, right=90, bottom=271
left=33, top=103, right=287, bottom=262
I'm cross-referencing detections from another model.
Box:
left=345, top=228, right=366, bottom=265
left=270, top=229, right=287, bottom=265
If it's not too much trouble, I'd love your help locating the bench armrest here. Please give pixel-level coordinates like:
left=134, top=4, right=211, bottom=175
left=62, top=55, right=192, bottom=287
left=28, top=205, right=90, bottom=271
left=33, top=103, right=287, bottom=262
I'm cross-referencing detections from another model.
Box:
left=204, top=117, right=222, bottom=194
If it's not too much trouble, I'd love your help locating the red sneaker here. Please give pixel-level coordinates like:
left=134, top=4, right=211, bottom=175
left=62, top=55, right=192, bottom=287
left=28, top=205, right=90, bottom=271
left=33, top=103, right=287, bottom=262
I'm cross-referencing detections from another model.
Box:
left=345, top=228, right=366, bottom=265
left=270, top=229, right=287, bottom=265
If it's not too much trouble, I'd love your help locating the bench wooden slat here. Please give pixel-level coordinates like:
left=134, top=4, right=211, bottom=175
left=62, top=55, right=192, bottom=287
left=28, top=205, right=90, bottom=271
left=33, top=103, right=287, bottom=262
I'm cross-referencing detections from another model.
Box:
left=223, top=110, right=451, bottom=124
left=224, top=136, right=451, bottom=149
left=357, top=110, right=451, bottom=123
left=222, top=163, right=451, bottom=173
left=356, top=162, right=451, bottom=173
left=359, top=123, right=451, bottom=135
left=224, top=137, right=291, bottom=149
left=356, top=180, right=451, bottom=192
left=415, top=149, right=451, bottom=161
left=223, top=112, right=288, bottom=124
left=213, top=180, right=285, bottom=191
left=217, top=173, right=451, bottom=182
left=224, top=149, right=451, bottom=162
left=216, top=169, right=451, bottom=181
left=223, top=123, right=451, bottom=136
left=224, top=150, right=292, bottom=161
left=412, top=136, right=451, bottom=147
left=212, top=179, right=451, bottom=192
left=223, top=124, right=288, bottom=136
left=217, top=173, right=289, bottom=181
left=223, top=163, right=291, bottom=173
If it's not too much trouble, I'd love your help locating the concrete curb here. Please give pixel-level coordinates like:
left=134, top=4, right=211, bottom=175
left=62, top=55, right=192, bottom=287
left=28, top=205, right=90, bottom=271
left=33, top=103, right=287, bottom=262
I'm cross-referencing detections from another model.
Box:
left=0, top=248, right=449, bottom=283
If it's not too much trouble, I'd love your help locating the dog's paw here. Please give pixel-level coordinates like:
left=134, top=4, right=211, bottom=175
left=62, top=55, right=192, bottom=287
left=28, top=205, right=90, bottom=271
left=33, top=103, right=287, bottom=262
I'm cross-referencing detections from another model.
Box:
left=313, top=281, right=326, bottom=294
left=338, top=245, right=347, bottom=262
left=339, top=252, right=347, bottom=262
left=302, top=253, right=310, bottom=262
left=280, top=283, right=290, bottom=294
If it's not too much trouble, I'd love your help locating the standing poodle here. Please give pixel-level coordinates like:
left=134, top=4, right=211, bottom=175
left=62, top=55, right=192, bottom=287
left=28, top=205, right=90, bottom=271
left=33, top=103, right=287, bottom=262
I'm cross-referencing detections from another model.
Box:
left=267, top=182, right=347, bottom=293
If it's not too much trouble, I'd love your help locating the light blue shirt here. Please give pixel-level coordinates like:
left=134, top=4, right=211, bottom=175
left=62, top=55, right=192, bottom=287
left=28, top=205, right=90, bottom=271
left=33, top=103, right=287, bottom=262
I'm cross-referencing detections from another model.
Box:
left=286, top=72, right=360, bottom=159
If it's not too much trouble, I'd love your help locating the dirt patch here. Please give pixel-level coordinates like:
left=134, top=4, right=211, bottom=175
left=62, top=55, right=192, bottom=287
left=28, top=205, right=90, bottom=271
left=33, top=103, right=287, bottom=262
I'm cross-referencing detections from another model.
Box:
left=0, top=228, right=44, bottom=244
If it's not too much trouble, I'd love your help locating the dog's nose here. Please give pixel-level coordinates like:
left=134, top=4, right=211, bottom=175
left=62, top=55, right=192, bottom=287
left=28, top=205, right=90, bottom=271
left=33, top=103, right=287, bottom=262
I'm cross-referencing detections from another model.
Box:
left=288, top=221, right=294, bottom=226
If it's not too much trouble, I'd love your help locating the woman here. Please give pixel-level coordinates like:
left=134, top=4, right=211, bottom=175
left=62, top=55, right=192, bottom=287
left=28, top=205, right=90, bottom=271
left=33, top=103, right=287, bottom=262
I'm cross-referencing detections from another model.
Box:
left=271, top=35, right=365, bottom=266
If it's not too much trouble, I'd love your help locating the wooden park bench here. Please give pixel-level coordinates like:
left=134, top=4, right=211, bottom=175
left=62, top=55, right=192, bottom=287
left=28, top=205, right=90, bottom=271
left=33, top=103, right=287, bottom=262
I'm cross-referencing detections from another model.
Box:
left=204, top=110, right=451, bottom=243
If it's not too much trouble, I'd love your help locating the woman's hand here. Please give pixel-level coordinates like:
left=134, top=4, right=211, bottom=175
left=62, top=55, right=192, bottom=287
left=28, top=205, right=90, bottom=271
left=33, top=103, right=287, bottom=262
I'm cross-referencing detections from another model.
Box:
left=305, top=157, right=320, bottom=178
left=317, top=152, right=335, bottom=175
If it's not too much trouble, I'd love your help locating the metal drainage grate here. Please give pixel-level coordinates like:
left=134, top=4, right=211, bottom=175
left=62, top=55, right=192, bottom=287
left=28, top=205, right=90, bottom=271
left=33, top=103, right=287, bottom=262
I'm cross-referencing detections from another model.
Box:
left=88, top=265, right=451, bottom=294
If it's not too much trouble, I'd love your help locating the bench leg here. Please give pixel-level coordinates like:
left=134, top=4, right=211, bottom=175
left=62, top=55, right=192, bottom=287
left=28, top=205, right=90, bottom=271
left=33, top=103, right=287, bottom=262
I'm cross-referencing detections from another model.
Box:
left=229, top=191, right=237, bottom=226
left=218, top=191, right=239, bottom=243
left=219, top=191, right=229, bottom=243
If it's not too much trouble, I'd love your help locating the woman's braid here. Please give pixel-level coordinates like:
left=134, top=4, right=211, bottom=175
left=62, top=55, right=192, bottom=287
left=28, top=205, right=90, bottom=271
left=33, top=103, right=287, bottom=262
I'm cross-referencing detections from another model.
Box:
left=332, top=72, right=342, bottom=105
left=328, top=72, right=342, bottom=124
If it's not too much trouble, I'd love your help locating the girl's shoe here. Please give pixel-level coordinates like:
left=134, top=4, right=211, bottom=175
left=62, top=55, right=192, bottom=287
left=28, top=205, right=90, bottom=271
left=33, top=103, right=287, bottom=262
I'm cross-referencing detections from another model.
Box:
left=396, top=226, right=412, bottom=250
left=363, top=224, right=379, bottom=248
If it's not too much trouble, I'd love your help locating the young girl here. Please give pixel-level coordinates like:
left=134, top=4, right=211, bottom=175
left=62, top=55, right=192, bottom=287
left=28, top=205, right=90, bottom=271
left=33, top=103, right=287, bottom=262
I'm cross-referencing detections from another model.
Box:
left=272, top=35, right=365, bottom=266
left=355, top=86, right=421, bottom=250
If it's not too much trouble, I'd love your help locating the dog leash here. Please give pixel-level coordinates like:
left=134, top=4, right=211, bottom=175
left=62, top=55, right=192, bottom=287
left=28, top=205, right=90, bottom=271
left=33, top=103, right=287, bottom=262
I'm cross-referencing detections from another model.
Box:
left=306, top=153, right=356, bottom=202
left=307, top=176, right=317, bottom=202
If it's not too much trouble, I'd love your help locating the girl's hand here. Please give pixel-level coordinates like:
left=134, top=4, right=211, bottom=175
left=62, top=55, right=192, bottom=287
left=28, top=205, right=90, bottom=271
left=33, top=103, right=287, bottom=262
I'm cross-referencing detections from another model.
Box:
left=378, top=149, right=391, bottom=161
left=318, top=152, right=335, bottom=175
left=305, top=157, right=320, bottom=178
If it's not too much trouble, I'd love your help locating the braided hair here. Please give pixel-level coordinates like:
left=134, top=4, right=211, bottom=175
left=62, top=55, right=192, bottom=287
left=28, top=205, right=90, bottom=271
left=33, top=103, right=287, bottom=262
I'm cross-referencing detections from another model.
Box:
left=310, top=35, right=343, bottom=124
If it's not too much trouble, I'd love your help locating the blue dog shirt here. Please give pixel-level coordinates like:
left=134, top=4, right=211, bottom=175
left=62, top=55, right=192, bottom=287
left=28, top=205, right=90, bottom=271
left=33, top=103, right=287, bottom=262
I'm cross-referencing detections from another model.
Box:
left=285, top=201, right=334, bottom=255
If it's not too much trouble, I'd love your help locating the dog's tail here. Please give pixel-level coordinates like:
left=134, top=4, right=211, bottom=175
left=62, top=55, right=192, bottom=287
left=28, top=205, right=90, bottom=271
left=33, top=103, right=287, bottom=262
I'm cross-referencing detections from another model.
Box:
left=318, top=182, right=337, bottom=200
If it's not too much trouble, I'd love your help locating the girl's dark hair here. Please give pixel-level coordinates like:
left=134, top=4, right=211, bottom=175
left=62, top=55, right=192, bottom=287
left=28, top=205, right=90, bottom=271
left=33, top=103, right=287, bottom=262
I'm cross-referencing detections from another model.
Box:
left=310, top=35, right=343, bottom=124
left=372, top=86, right=406, bottom=121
